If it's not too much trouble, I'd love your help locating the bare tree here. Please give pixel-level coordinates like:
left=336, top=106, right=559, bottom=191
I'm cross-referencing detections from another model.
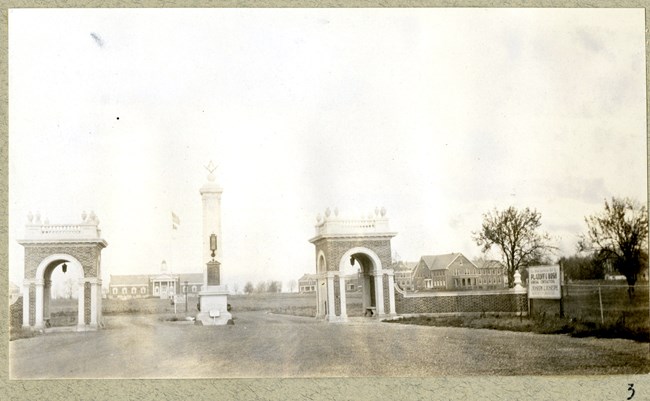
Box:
left=473, top=206, right=555, bottom=287
left=288, top=279, right=297, bottom=293
left=256, top=281, right=268, bottom=293
left=232, top=282, right=239, bottom=294
left=579, top=197, right=648, bottom=298
left=243, top=281, right=254, bottom=294
left=267, top=280, right=282, bottom=293
left=63, top=277, right=77, bottom=299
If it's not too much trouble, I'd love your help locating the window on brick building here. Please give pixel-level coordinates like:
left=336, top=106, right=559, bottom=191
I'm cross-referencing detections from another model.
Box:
left=192, top=285, right=197, bottom=292
left=131, top=287, right=137, bottom=294
left=112, top=288, right=117, bottom=295
left=122, top=288, right=127, bottom=295
left=141, top=287, right=146, bottom=294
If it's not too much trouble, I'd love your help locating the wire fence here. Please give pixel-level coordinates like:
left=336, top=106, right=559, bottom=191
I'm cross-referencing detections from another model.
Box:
left=559, top=282, right=649, bottom=331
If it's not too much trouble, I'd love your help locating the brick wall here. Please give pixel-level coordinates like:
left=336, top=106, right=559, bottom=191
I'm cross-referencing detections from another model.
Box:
left=29, top=284, right=35, bottom=326
left=312, top=237, right=392, bottom=273
left=334, top=276, right=341, bottom=316
left=84, top=281, right=91, bottom=324
left=395, top=288, right=527, bottom=315
left=383, top=274, right=390, bottom=313
left=23, top=243, right=102, bottom=279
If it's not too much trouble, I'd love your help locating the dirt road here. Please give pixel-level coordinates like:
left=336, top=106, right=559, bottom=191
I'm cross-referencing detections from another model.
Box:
left=10, top=312, right=649, bottom=378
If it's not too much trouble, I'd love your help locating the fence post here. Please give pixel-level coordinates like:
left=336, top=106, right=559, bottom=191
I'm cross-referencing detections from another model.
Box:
left=598, top=284, right=604, bottom=325
left=559, top=263, right=564, bottom=318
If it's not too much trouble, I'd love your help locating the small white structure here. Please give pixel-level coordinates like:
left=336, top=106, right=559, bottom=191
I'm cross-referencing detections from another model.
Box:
left=513, top=269, right=527, bottom=294
left=196, top=162, right=232, bottom=325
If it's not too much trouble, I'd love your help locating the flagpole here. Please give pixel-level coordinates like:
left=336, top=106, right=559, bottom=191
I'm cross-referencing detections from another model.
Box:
left=170, top=212, right=175, bottom=300
left=171, top=212, right=180, bottom=300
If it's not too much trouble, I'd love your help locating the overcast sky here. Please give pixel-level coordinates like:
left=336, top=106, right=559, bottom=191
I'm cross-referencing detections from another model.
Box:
left=8, top=8, right=647, bottom=291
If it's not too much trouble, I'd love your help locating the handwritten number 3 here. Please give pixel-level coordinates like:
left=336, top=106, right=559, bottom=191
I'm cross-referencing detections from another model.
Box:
left=627, top=383, right=635, bottom=400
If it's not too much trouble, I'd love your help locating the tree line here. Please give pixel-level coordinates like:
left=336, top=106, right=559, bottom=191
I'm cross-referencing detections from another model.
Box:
left=243, top=280, right=283, bottom=294
left=473, top=197, right=647, bottom=298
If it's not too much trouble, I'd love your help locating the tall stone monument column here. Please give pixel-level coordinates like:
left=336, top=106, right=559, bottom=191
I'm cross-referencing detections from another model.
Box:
left=196, top=161, right=232, bottom=325
left=200, top=161, right=223, bottom=277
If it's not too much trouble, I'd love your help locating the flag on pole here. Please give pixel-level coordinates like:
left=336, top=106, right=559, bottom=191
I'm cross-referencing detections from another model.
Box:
left=172, top=212, right=180, bottom=230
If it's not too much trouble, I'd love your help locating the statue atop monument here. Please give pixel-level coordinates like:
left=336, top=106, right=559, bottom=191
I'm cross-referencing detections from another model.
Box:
left=204, top=160, right=218, bottom=182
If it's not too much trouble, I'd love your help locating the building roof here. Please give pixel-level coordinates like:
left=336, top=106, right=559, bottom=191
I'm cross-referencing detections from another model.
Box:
left=299, top=273, right=318, bottom=281
left=475, top=259, right=505, bottom=270
left=109, top=274, right=151, bottom=286
left=178, top=273, right=204, bottom=283
left=391, top=261, right=418, bottom=271
left=420, top=253, right=464, bottom=271
left=109, top=272, right=204, bottom=286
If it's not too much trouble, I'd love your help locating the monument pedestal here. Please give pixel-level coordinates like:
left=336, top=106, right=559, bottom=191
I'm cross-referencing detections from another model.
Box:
left=196, top=285, right=231, bottom=325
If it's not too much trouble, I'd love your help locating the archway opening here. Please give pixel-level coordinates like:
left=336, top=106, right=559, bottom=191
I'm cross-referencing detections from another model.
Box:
left=343, top=253, right=376, bottom=317
left=43, top=260, right=83, bottom=328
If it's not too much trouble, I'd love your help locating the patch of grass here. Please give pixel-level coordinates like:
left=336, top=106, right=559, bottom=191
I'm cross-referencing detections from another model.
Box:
left=387, top=313, right=649, bottom=342
left=10, top=327, right=37, bottom=341
left=160, top=313, right=196, bottom=322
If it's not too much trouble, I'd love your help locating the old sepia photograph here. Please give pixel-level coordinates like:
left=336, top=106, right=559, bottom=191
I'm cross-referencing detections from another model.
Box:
left=6, top=7, right=648, bottom=385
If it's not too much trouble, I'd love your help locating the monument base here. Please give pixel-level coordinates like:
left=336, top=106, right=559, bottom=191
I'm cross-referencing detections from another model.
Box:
left=196, top=285, right=232, bottom=326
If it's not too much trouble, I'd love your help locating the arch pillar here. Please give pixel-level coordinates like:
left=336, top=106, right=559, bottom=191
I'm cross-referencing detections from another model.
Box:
left=90, top=278, right=99, bottom=327
left=374, top=273, right=385, bottom=316
left=77, top=278, right=85, bottom=330
left=386, top=270, right=397, bottom=316
left=34, top=279, right=44, bottom=329
left=315, top=277, right=326, bottom=318
left=326, top=273, right=335, bottom=320
left=338, top=274, right=347, bottom=319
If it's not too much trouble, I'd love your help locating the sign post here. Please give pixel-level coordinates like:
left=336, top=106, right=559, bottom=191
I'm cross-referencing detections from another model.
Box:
left=528, top=265, right=561, bottom=299
left=528, top=265, right=561, bottom=316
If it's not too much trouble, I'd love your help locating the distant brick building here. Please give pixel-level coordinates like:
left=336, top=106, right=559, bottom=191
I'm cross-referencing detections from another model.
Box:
left=298, top=274, right=317, bottom=293
left=392, top=261, right=417, bottom=291
left=298, top=272, right=362, bottom=293
left=108, top=272, right=203, bottom=300
left=474, top=259, right=508, bottom=289
left=412, top=253, right=507, bottom=291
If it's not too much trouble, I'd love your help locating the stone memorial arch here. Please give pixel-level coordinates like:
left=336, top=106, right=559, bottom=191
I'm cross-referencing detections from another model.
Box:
left=309, top=207, right=397, bottom=322
left=18, top=211, right=107, bottom=331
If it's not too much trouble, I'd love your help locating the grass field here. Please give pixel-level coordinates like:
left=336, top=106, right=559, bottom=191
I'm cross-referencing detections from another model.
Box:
left=228, top=292, right=364, bottom=317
